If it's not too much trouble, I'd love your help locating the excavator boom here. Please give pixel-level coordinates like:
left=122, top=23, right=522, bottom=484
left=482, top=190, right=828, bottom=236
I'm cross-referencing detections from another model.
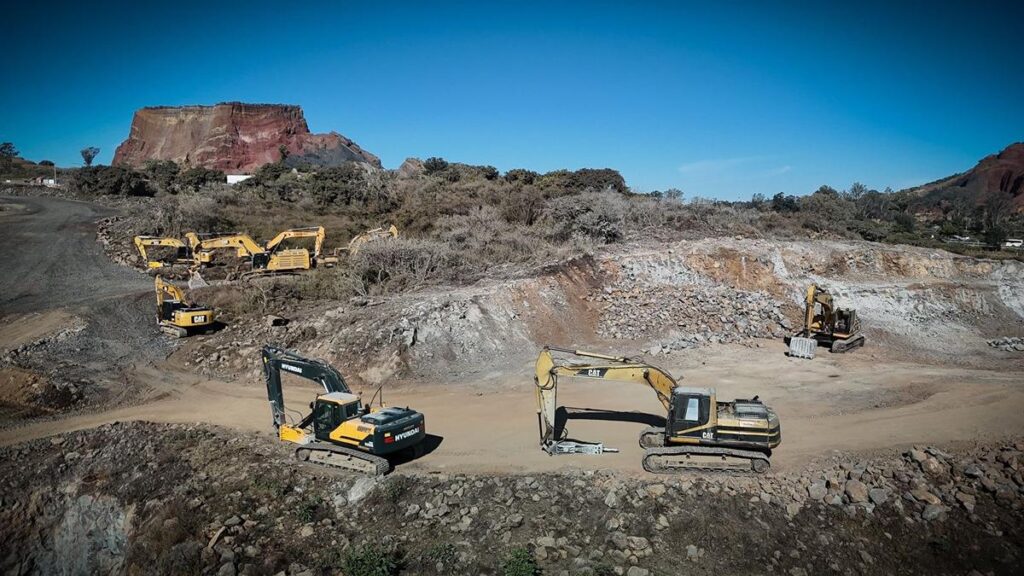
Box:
left=535, top=346, right=678, bottom=450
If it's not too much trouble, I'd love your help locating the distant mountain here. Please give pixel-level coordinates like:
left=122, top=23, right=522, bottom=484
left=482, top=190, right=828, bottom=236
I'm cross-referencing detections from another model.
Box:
left=112, top=102, right=381, bottom=174
left=906, top=143, right=1024, bottom=213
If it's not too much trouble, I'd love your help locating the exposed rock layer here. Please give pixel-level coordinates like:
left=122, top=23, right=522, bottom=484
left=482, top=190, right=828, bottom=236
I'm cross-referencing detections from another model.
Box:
left=113, top=102, right=380, bottom=173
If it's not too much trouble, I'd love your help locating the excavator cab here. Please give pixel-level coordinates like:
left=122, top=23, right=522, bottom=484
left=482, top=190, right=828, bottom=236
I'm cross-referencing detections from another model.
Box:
left=311, top=392, right=365, bottom=441
left=667, top=387, right=713, bottom=439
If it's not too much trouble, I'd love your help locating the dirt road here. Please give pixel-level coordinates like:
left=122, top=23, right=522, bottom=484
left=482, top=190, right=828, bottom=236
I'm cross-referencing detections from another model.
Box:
left=0, top=196, right=149, bottom=314
left=2, top=342, right=1021, bottom=476
left=0, top=195, right=169, bottom=404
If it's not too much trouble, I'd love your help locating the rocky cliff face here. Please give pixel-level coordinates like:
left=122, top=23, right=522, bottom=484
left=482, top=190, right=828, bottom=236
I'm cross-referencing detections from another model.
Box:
left=112, top=103, right=380, bottom=173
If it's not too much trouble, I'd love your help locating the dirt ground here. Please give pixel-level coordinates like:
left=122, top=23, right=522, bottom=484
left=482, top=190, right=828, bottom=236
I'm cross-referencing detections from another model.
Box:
left=1, top=194, right=1022, bottom=473
left=2, top=341, right=1021, bottom=478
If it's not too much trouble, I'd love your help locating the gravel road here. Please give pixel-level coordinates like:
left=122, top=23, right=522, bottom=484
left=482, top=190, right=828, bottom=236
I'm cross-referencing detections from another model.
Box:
left=0, top=195, right=172, bottom=406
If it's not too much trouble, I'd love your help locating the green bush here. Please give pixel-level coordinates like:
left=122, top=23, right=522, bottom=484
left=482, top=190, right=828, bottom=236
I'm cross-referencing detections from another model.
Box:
left=144, top=160, right=180, bottom=193
left=423, top=157, right=449, bottom=174
left=71, top=166, right=155, bottom=197
left=341, top=545, right=400, bottom=576
left=177, top=166, right=225, bottom=190
left=499, top=548, right=539, bottom=576
left=537, top=168, right=627, bottom=195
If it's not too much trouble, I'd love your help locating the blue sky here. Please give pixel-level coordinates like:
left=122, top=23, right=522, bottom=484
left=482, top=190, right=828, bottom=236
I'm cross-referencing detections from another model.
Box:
left=1, top=1, right=1021, bottom=199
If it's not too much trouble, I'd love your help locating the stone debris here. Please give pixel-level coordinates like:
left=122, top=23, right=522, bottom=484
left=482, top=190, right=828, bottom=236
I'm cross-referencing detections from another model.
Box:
left=987, top=336, right=1024, bottom=352
left=1, top=422, right=1022, bottom=576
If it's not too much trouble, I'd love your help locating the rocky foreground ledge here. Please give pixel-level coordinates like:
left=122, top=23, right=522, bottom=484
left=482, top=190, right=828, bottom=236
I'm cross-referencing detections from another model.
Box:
left=0, top=422, right=1021, bottom=575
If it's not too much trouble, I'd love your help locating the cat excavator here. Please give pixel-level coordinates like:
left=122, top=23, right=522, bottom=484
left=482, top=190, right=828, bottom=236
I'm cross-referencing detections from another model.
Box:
left=133, top=236, right=192, bottom=269
left=154, top=276, right=215, bottom=337
left=787, top=284, right=865, bottom=359
left=344, top=225, right=399, bottom=256
left=265, top=226, right=337, bottom=268
left=535, top=347, right=780, bottom=474
left=188, top=233, right=311, bottom=274
left=262, top=345, right=426, bottom=475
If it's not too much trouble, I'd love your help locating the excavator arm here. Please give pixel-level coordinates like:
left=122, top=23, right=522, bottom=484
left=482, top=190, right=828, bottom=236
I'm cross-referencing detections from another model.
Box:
left=265, top=226, right=325, bottom=258
left=134, top=236, right=188, bottom=268
left=535, top=346, right=679, bottom=448
left=194, top=234, right=266, bottom=258
left=802, top=284, right=836, bottom=334
left=155, top=275, right=187, bottom=308
left=346, top=225, right=399, bottom=255
left=261, top=345, right=351, bottom=428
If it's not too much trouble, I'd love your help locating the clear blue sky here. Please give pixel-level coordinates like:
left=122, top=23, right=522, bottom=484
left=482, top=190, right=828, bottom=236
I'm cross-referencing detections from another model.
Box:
left=2, top=1, right=1022, bottom=199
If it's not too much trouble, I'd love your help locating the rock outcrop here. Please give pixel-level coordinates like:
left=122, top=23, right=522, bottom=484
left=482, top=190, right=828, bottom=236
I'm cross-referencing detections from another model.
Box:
left=911, top=142, right=1024, bottom=212
left=112, top=103, right=380, bottom=174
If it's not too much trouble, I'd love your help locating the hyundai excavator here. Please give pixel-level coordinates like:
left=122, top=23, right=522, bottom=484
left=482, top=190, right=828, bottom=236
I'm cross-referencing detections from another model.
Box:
left=262, top=345, right=426, bottom=475
left=787, top=284, right=865, bottom=359
left=134, top=236, right=192, bottom=269
left=535, top=347, right=781, bottom=474
left=154, top=276, right=215, bottom=337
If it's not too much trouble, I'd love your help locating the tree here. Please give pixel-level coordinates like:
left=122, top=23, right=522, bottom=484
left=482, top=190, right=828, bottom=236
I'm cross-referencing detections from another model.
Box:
left=80, top=147, right=100, bottom=167
left=770, top=192, right=800, bottom=213
left=0, top=142, right=17, bottom=171
left=38, top=160, right=54, bottom=166
left=278, top=144, right=290, bottom=162
left=423, top=157, right=449, bottom=174
left=982, top=191, right=1014, bottom=247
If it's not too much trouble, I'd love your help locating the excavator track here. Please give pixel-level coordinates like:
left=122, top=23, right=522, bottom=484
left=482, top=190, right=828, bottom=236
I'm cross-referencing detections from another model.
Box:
left=638, top=426, right=666, bottom=449
left=295, top=443, right=390, bottom=476
left=642, top=445, right=770, bottom=475
left=830, top=334, right=866, bottom=353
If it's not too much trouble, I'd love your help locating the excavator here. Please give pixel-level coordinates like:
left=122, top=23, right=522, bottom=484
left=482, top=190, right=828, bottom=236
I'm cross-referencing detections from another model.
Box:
left=344, top=225, right=399, bottom=256
left=154, top=276, right=215, bottom=337
left=535, top=346, right=781, bottom=474
left=787, top=284, right=865, bottom=359
left=133, top=236, right=192, bottom=269
left=264, top=226, right=337, bottom=267
left=262, top=345, right=426, bottom=475
left=188, top=233, right=311, bottom=275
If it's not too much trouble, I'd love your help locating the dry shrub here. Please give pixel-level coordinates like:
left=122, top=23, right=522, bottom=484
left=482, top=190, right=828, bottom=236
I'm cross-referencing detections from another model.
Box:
left=347, top=238, right=463, bottom=294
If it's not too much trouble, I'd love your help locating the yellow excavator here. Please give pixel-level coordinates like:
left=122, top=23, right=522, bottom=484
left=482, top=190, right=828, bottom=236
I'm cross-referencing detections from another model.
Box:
left=133, top=236, right=192, bottom=269
left=262, top=345, right=426, bottom=475
left=187, top=232, right=311, bottom=274
left=787, top=284, right=865, bottom=359
left=344, top=225, right=399, bottom=256
left=264, top=226, right=337, bottom=267
left=154, top=276, right=215, bottom=337
left=535, top=346, right=780, bottom=473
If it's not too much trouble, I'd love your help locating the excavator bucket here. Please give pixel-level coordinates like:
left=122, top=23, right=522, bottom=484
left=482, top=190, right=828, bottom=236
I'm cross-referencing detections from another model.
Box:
left=788, top=336, right=817, bottom=359
left=188, top=270, right=209, bottom=289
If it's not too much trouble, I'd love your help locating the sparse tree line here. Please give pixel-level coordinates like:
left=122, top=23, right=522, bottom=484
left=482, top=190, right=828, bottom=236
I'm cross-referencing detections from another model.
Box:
left=2, top=141, right=1021, bottom=285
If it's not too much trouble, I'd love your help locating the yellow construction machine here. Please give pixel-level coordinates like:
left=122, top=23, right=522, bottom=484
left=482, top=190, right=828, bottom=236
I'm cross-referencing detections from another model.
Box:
left=154, top=276, right=215, bottom=337
left=787, top=284, right=865, bottom=359
left=535, top=346, right=780, bottom=473
left=262, top=345, right=426, bottom=475
left=133, top=236, right=192, bottom=269
left=188, top=233, right=310, bottom=274
left=265, top=226, right=337, bottom=267
left=344, top=225, right=399, bottom=256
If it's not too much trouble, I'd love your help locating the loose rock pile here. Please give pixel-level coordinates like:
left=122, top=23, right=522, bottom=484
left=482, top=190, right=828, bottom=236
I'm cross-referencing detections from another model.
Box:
left=591, top=285, right=791, bottom=353
left=987, top=336, right=1024, bottom=352
left=2, top=423, right=1020, bottom=576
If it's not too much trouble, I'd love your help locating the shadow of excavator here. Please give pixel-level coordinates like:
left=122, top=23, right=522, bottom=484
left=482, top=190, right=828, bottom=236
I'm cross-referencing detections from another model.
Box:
left=553, top=406, right=665, bottom=444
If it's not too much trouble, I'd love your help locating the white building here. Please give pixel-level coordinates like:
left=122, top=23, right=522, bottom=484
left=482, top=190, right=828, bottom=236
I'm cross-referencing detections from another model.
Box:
left=226, top=174, right=253, bottom=185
